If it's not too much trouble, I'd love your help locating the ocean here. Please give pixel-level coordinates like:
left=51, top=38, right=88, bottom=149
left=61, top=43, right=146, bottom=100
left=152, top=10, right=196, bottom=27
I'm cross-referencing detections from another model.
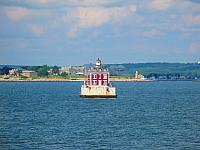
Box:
left=0, top=81, right=200, bottom=149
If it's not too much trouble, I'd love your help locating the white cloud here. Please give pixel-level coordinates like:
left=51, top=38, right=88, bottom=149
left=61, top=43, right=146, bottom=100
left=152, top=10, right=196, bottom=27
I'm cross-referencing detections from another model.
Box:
left=146, top=0, right=200, bottom=12
left=149, top=0, right=173, bottom=11
left=77, top=5, right=136, bottom=28
left=189, top=42, right=200, bottom=54
left=29, top=0, right=49, bottom=4
left=142, top=29, right=164, bottom=38
left=65, top=4, right=136, bottom=36
left=66, top=0, right=123, bottom=6
left=47, top=0, right=124, bottom=6
left=28, top=24, right=44, bottom=36
left=0, top=0, right=127, bottom=8
left=67, top=26, right=79, bottom=37
left=177, top=0, right=200, bottom=12
left=2, top=1, right=136, bottom=37
left=184, top=14, right=200, bottom=25
left=4, top=7, right=28, bottom=21
left=3, top=0, right=199, bottom=39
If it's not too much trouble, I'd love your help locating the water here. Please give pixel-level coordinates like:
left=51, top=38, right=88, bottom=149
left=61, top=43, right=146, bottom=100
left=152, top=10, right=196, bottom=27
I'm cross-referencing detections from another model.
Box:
left=0, top=81, right=200, bottom=150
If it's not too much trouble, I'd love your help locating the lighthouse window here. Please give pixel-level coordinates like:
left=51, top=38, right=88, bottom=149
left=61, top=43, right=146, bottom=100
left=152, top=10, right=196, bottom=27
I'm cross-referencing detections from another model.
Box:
left=93, top=80, right=96, bottom=85
left=103, top=74, right=107, bottom=79
left=93, top=74, right=97, bottom=79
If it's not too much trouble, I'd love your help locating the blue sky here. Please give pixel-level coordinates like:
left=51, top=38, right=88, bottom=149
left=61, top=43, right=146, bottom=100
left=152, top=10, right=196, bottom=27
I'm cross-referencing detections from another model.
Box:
left=0, top=0, right=200, bottom=66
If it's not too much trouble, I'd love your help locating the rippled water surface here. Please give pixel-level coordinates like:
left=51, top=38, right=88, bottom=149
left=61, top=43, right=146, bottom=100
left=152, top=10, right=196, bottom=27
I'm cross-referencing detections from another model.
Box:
left=0, top=81, right=200, bottom=149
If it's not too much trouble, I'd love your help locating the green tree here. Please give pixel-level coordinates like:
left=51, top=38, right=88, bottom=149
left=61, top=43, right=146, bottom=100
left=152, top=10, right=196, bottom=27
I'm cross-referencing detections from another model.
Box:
left=52, top=66, right=60, bottom=74
left=38, top=65, right=48, bottom=77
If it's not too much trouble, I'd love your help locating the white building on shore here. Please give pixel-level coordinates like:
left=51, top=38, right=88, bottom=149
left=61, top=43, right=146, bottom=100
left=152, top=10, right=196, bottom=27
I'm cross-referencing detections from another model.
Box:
left=59, top=66, right=86, bottom=75
left=9, top=69, right=18, bottom=76
left=22, top=71, right=38, bottom=78
left=134, top=70, right=145, bottom=80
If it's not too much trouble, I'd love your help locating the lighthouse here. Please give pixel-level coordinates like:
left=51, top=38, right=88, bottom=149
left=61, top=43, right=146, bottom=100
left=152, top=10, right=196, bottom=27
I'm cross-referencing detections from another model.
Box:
left=80, top=58, right=117, bottom=98
left=95, top=58, right=101, bottom=69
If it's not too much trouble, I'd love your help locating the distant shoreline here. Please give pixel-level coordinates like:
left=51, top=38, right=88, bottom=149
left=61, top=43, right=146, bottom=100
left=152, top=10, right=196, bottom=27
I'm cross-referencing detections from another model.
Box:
left=0, top=78, right=197, bottom=82
left=0, top=78, right=155, bottom=82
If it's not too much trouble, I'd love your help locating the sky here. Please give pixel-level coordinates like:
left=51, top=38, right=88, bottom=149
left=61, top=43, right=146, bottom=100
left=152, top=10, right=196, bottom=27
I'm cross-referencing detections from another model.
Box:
left=0, top=0, right=200, bottom=66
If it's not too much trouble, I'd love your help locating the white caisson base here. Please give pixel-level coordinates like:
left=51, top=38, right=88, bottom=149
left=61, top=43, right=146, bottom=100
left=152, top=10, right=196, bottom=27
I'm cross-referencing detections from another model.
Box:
left=80, top=85, right=117, bottom=98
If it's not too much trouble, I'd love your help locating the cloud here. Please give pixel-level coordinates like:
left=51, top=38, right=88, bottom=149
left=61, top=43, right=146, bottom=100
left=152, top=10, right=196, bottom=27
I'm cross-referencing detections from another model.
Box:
left=67, top=26, right=79, bottom=37
left=148, top=0, right=173, bottom=11
left=177, top=0, right=200, bottom=12
left=28, top=0, right=49, bottom=4
left=142, top=29, right=164, bottom=38
left=74, top=5, right=136, bottom=33
left=67, top=0, right=124, bottom=6
left=164, top=14, right=200, bottom=33
left=4, top=7, right=28, bottom=21
left=189, top=42, right=200, bottom=54
left=135, top=0, right=200, bottom=35
left=184, top=14, right=200, bottom=25
left=147, top=0, right=200, bottom=12
left=28, top=24, right=44, bottom=36
left=1, top=1, right=136, bottom=37
left=0, top=0, right=128, bottom=9
left=66, top=4, right=136, bottom=36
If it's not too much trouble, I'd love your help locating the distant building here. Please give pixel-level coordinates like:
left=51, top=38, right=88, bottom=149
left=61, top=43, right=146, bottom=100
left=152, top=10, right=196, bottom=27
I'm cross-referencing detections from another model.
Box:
left=134, top=70, right=145, bottom=80
left=9, top=69, right=20, bottom=76
left=59, top=66, right=86, bottom=75
left=9, top=69, right=17, bottom=75
left=197, top=61, right=200, bottom=64
left=48, top=69, right=53, bottom=75
left=59, top=66, right=71, bottom=74
left=22, top=71, right=38, bottom=78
